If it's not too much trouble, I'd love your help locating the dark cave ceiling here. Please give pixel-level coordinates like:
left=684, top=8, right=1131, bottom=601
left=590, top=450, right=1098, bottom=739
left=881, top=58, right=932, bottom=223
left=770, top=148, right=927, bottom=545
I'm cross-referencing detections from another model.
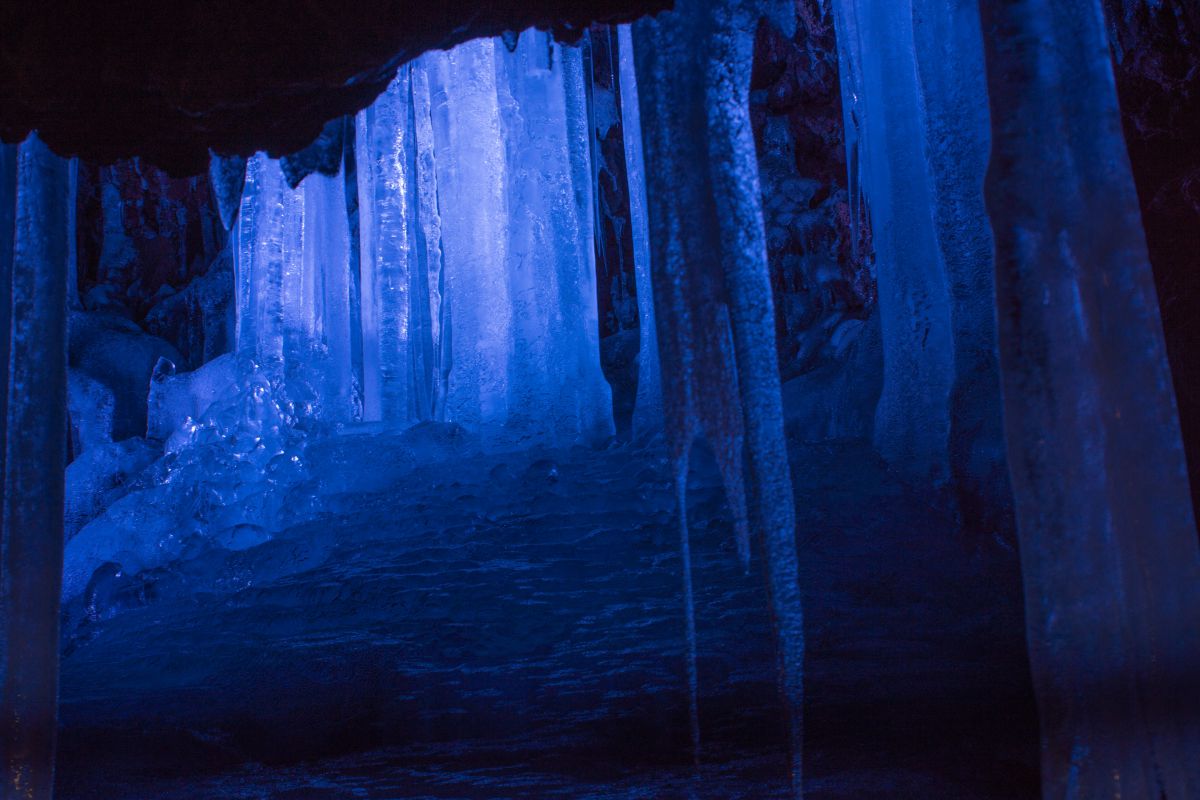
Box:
left=0, top=0, right=669, bottom=175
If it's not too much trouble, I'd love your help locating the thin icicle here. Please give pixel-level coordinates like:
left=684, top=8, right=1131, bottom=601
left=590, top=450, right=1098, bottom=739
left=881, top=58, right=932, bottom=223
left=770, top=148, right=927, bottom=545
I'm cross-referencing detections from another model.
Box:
left=617, top=24, right=664, bottom=439
left=633, top=0, right=804, bottom=790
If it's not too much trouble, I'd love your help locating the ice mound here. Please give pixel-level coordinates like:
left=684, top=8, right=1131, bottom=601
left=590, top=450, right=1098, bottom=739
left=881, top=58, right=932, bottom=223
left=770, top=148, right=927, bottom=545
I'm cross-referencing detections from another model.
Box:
left=62, top=356, right=319, bottom=602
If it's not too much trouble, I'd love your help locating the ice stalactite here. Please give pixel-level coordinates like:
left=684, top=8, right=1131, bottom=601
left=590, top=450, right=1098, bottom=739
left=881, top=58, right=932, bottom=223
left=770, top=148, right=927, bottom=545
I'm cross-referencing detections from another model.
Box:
left=353, top=32, right=613, bottom=446
left=830, top=0, right=955, bottom=485
left=234, top=153, right=356, bottom=421
left=356, top=65, right=425, bottom=423
left=831, top=0, right=1008, bottom=523
left=908, top=0, right=1010, bottom=531
left=616, top=24, right=663, bottom=439
left=633, top=0, right=804, bottom=792
left=978, top=0, right=1200, bottom=796
left=209, top=153, right=247, bottom=232
left=2, top=133, right=70, bottom=800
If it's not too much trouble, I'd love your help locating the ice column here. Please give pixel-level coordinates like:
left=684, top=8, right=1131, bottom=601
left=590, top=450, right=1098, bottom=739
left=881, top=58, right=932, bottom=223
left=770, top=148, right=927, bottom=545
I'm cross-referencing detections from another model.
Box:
left=634, top=0, right=804, bottom=792
left=979, top=0, right=1200, bottom=796
left=356, top=65, right=433, bottom=422
left=617, top=24, right=663, bottom=438
left=234, top=152, right=355, bottom=420
left=831, top=0, right=956, bottom=484
left=2, top=134, right=70, bottom=800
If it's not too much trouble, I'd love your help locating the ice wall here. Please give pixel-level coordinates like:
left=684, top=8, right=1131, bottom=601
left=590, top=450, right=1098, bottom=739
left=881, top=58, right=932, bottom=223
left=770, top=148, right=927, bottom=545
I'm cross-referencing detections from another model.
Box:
left=1, top=134, right=71, bottom=800
left=979, top=0, right=1200, bottom=795
left=234, top=153, right=356, bottom=421
left=354, top=32, right=614, bottom=446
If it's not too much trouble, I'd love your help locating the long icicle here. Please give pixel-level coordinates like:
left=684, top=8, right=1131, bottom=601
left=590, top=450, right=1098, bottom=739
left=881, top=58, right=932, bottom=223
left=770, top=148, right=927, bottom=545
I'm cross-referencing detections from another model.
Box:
left=2, top=133, right=71, bottom=800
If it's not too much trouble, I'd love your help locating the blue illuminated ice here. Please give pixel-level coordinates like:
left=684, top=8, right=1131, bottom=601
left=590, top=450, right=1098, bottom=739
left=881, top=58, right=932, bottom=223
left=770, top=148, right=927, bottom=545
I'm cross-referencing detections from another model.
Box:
left=357, top=33, right=614, bottom=445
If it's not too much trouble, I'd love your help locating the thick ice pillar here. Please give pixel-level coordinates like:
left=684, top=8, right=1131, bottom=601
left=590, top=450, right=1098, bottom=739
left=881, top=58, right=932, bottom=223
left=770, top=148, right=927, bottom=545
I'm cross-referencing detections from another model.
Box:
left=634, top=0, right=804, bottom=793
left=979, top=1, right=1200, bottom=796
left=2, top=134, right=70, bottom=800
left=617, top=24, right=663, bottom=438
left=415, top=33, right=613, bottom=445
left=832, top=0, right=955, bottom=483
left=425, top=41, right=515, bottom=435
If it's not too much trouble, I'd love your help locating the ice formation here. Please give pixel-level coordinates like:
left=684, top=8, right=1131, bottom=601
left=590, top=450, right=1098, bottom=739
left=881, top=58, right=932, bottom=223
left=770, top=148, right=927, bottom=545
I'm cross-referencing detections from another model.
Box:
left=633, top=0, right=804, bottom=792
left=354, top=33, right=614, bottom=445
left=616, top=24, right=663, bottom=439
left=978, top=0, right=1200, bottom=795
left=831, top=0, right=1007, bottom=519
left=1, top=134, right=71, bottom=800
left=234, top=154, right=357, bottom=422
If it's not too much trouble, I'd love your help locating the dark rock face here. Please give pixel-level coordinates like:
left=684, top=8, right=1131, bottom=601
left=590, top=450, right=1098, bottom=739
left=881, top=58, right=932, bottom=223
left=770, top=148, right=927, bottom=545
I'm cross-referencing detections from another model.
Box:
left=0, top=0, right=669, bottom=175
left=751, top=4, right=874, bottom=385
left=75, top=158, right=229, bottom=364
left=1104, top=0, right=1200, bottom=512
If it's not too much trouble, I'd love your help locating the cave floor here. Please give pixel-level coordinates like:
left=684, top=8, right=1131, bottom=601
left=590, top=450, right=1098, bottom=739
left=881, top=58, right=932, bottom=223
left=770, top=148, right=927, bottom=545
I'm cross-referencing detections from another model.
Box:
left=54, top=432, right=1039, bottom=799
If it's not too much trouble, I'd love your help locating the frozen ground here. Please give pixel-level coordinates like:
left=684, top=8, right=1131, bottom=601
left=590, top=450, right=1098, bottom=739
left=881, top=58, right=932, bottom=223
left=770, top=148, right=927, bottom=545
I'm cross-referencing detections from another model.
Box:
left=54, top=429, right=1038, bottom=798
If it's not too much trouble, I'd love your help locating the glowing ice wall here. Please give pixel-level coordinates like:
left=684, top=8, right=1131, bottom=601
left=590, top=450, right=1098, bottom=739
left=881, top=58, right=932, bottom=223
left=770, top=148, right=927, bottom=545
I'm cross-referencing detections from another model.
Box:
left=234, top=154, right=355, bottom=421
left=356, top=32, right=614, bottom=445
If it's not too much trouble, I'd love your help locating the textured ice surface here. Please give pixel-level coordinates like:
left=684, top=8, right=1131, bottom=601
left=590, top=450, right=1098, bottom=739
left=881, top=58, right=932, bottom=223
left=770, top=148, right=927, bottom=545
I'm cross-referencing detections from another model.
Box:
left=234, top=154, right=356, bottom=422
left=353, top=32, right=614, bottom=445
left=62, top=356, right=317, bottom=600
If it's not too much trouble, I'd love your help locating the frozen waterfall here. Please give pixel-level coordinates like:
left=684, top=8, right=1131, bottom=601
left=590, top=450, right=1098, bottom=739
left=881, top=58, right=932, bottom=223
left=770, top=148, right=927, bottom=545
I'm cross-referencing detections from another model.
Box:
left=353, top=32, right=614, bottom=445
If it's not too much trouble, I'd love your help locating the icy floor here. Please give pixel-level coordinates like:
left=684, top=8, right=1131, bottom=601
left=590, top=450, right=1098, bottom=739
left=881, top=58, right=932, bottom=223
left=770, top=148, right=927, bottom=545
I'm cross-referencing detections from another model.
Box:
left=55, top=430, right=1038, bottom=799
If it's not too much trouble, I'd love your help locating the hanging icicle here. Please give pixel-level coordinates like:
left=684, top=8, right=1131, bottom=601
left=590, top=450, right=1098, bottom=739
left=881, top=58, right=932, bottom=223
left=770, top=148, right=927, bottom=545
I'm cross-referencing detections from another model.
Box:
left=616, top=24, right=663, bottom=439
left=2, top=133, right=71, bottom=800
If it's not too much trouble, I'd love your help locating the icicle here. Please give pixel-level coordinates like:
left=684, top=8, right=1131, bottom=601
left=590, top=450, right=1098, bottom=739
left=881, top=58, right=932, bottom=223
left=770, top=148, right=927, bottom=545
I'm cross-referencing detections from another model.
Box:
left=356, top=65, right=422, bottom=424
left=424, top=40, right=513, bottom=435
left=617, top=24, right=663, bottom=438
left=67, top=158, right=79, bottom=310
left=633, top=0, right=804, bottom=790
left=209, top=152, right=247, bottom=231
left=979, top=0, right=1200, bottom=796
left=831, top=0, right=955, bottom=484
left=411, top=64, right=449, bottom=420
left=2, top=133, right=70, bottom=800
left=302, top=169, right=355, bottom=420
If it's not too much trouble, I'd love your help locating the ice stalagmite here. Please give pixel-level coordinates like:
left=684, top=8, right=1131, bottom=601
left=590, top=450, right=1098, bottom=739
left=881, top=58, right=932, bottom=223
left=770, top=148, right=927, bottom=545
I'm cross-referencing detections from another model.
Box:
left=617, top=24, right=663, bottom=439
left=633, top=0, right=804, bottom=792
left=2, top=134, right=70, bottom=800
left=830, top=0, right=955, bottom=484
left=235, top=153, right=355, bottom=421
left=978, top=0, right=1200, bottom=796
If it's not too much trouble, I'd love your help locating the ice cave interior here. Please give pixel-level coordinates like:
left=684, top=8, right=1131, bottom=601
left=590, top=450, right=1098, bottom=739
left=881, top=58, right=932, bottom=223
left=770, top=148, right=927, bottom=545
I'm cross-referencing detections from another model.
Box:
left=2, top=1, right=1200, bottom=798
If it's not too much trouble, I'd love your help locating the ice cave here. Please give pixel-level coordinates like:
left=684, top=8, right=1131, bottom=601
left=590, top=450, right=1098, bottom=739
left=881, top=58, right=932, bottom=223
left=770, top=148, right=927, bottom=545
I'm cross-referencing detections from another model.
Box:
left=2, top=0, right=1199, bottom=797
